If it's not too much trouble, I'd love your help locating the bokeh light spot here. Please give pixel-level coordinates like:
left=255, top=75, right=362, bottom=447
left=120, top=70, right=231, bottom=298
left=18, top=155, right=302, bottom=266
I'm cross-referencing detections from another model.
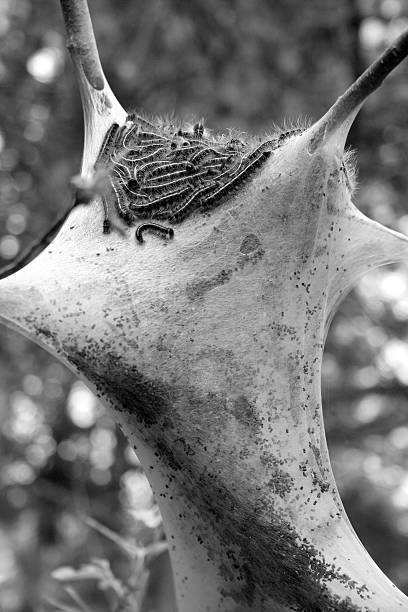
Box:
left=22, top=374, right=43, bottom=396
left=355, top=394, right=384, bottom=424
left=26, top=46, right=63, bottom=84
left=0, top=235, right=19, bottom=259
left=389, top=426, right=408, bottom=450
left=380, top=339, right=408, bottom=383
left=66, top=381, right=102, bottom=428
left=359, top=17, right=387, bottom=48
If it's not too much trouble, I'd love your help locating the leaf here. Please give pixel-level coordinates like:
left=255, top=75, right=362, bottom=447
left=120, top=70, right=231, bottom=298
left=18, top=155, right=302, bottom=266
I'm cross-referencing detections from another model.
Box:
left=88, top=558, right=127, bottom=597
left=51, top=559, right=127, bottom=601
left=52, top=564, right=103, bottom=582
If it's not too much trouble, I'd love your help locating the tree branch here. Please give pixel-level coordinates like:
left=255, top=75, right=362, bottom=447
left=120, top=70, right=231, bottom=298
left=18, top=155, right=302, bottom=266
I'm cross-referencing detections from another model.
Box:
left=310, top=27, right=408, bottom=149
left=58, top=0, right=126, bottom=172
left=60, top=0, right=104, bottom=90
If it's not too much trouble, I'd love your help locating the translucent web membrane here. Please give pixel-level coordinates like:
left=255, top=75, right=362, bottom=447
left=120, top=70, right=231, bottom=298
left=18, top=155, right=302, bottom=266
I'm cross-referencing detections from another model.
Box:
left=95, top=114, right=304, bottom=242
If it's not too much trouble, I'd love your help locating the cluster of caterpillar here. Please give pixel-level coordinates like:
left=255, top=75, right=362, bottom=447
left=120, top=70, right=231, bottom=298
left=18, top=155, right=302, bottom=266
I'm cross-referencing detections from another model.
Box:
left=0, top=118, right=358, bottom=278
left=95, top=113, right=304, bottom=243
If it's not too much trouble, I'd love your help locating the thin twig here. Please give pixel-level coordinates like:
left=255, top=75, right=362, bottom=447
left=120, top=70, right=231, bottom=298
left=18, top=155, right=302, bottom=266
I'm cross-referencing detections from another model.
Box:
left=43, top=596, right=79, bottom=612
left=81, top=515, right=142, bottom=558
left=65, top=586, right=94, bottom=612
left=0, top=189, right=97, bottom=280
left=310, top=28, right=408, bottom=148
left=0, top=207, right=71, bottom=280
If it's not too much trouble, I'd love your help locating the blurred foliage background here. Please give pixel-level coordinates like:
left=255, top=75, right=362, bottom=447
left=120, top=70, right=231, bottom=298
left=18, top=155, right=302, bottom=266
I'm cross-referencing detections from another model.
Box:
left=0, top=0, right=408, bottom=610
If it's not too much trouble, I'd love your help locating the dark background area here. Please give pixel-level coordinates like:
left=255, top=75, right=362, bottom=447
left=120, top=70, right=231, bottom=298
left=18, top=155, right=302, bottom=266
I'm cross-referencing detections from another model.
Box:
left=0, top=0, right=408, bottom=610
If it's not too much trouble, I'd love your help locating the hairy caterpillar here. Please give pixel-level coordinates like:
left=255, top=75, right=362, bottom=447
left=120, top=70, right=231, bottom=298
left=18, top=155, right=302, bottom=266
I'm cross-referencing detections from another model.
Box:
left=0, top=116, right=356, bottom=279
left=95, top=114, right=307, bottom=243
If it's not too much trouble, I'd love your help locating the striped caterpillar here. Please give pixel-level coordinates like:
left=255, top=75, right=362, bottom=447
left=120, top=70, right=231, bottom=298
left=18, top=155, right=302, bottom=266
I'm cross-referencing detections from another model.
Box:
left=95, top=114, right=304, bottom=243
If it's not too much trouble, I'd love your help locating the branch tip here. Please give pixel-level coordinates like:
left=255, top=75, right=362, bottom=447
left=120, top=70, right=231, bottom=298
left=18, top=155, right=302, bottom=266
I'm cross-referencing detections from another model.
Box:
left=310, top=27, right=408, bottom=149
